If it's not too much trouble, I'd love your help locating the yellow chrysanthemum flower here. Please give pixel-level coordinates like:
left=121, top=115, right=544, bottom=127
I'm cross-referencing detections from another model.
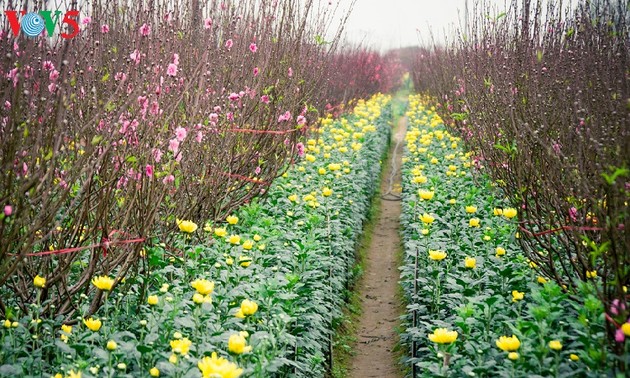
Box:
left=512, top=290, right=524, bottom=302
left=496, top=335, right=520, bottom=351
left=464, top=257, right=476, bottom=269
left=228, top=333, right=252, bottom=354
left=503, top=208, right=517, bottom=219
left=549, top=340, right=562, bottom=351
left=191, top=279, right=215, bottom=295
left=33, top=275, right=46, bottom=288
left=240, top=299, right=258, bottom=316
left=429, top=250, right=447, bottom=261
left=198, top=352, right=243, bottom=378
left=465, top=206, right=477, bottom=213
left=428, top=328, right=458, bottom=344
left=83, top=317, right=102, bottom=332
left=177, top=219, right=198, bottom=233
left=170, top=337, right=192, bottom=355
left=419, top=190, right=434, bottom=200
left=92, top=275, right=115, bottom=291
left=420, top=213, right=435, bottom=224
left=107, top=340, right=117, bottom=351
left=147, top=295, right=159, bottom=306
left=228, top=235, right=241, bottom=245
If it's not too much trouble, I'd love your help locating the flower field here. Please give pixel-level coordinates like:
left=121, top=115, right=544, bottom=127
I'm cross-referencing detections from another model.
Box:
left=398, top=95, right=619, bottom=377
left=1, top=0, right=628, bottom=377
left=0, top=94, right=392, bottom=377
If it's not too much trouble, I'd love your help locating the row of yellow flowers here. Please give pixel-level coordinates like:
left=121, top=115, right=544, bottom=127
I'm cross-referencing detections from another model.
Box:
left=2, top=94, right=393, bottom=378
left=398, top=94, right=613, bottom=376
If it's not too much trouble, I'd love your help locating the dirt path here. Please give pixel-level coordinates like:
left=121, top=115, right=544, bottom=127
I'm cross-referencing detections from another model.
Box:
left=348, top=116, right=406, bottom=378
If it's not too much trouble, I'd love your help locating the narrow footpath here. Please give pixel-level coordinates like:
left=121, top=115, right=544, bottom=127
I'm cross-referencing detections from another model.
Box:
left=348, top=115, right=406, bottom=378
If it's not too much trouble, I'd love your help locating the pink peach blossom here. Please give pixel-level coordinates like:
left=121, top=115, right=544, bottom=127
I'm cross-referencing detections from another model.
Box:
left=130, top=50, right=141, bottom=65
left=611, top=299, right=626, bottom=316
left=167, top=63, right=178, bottom=77
left=569, top=207, right=578, bottom=222
left=615, top=328, right=625, bottom=343
left=150, top=101, right=160, bottom=115
left=168, top=138, right=180, bottom=154
left=296, top=142, right=305, bottom=157
left=153, top=148, right=163, bottom=163
left=278, top=111, right=291, bottom=123
left=209, top=113, right=219, bottom=124
left=175, top=126, right=187, bottom=141
left=139, top=23, right=151, bottom=36
left=7, top=68, right=18, bottom=87
left=163, top=174, right=175, bottom=185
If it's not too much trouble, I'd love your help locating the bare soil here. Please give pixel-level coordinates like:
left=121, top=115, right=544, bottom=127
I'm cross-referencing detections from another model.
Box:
left=348, top=117, right=406, bottom=378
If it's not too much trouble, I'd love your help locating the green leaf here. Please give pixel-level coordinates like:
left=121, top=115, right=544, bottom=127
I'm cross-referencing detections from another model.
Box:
left=601, top=166, right=629, bottom=185
left=91, top=135, right=103, bottom=145
left=314, top=35, right=330, bottom=45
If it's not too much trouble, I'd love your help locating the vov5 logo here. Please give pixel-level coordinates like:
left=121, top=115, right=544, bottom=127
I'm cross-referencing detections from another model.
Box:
left=4, top=10, right=80, bottom=39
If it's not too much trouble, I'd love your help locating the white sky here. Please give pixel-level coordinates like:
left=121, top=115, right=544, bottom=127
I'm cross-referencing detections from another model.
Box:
left=330, top=0, right=508, bottom=49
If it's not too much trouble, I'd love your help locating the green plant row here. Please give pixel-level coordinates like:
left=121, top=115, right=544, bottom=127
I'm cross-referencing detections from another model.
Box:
left=398, top=94, right=619, bottom=377
left=0, top=94, right=392, bottom=378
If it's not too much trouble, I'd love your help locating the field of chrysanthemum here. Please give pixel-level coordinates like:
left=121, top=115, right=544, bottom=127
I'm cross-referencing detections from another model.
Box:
left=396, top=95, right=624, bottom=377
left=0, top=95, right=392, bottom=377
left=1, top=0, right=628, bottom=377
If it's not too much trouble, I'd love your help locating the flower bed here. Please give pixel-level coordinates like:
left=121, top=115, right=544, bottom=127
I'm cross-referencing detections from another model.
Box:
left=398, top=95, right=616, bottom=377
left=0, top=94, right=391, bottom=378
